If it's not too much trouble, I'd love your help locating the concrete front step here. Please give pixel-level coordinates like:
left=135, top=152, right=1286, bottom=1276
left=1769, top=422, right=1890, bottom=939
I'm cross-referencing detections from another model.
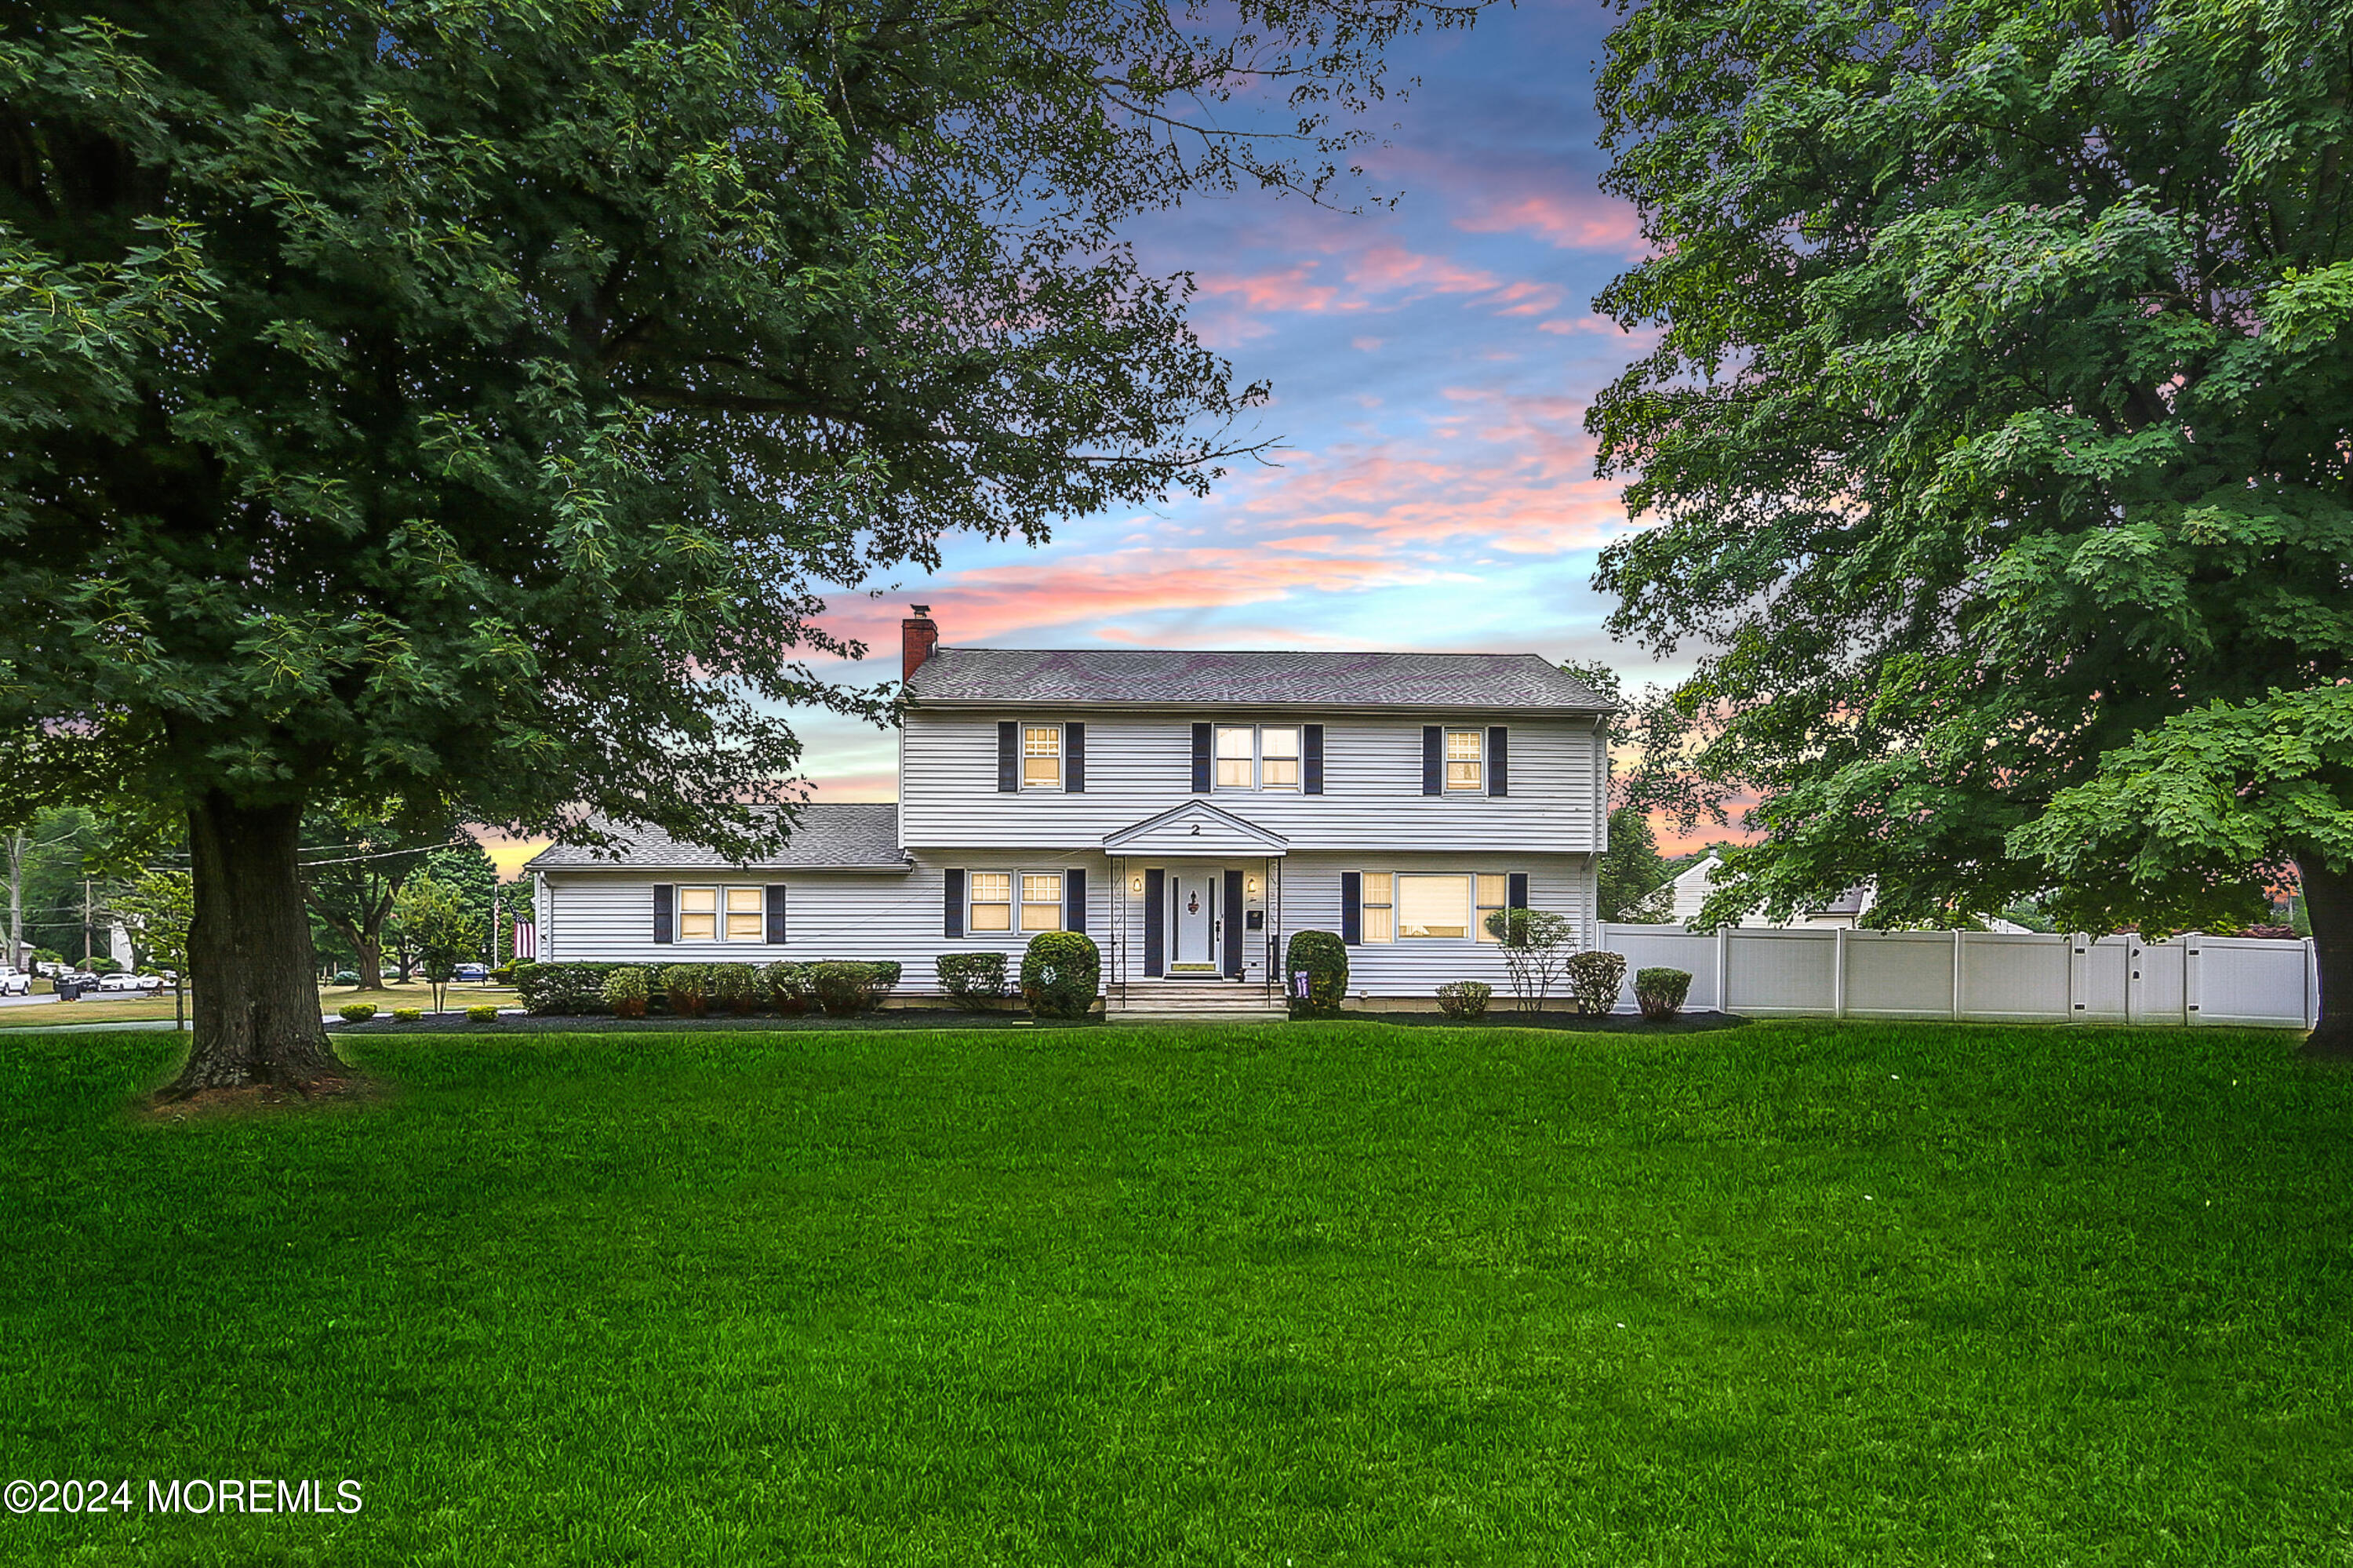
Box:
left=1108, top=983, right=1286, bottom=1019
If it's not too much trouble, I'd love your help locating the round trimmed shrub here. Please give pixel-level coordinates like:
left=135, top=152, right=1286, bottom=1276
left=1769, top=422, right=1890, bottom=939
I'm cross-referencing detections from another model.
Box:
left=336, top=1003, right=377, bottom=1023
left=391, top=1006, right=423, bottom=1022
left=1021, top=932, right=1100, bottom=1019
left=333, top=970, right=360, bottom=987
left=1435, top=980, right=1491, bottom=1020
left=1565, top=950, right=1629, bottom=1014
left=710, top=962, right=760, bottom=1014
left=660, top=963, right=711, bottom=1018
left=466, top=1003, right=500, bottom=1023
left=1635, top=967, right=1693, bottom=1020
left=602, top=967, right=650, bottom=1018
left=1285, top=930, right=1348, bottom=1018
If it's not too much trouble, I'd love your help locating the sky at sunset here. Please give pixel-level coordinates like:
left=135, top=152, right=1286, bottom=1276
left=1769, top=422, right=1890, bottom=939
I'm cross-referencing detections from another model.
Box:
left=499, top=1, right=1702, bottom=877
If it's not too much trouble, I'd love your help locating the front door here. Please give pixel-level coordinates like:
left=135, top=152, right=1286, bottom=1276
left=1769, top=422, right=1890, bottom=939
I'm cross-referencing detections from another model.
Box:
left=1171, top=871, right=1218, bottom=970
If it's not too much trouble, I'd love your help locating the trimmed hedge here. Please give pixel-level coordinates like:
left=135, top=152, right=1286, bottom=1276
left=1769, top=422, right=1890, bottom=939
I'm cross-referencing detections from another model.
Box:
left=1286, top=930, right=1348, bottom=1019
left=1565, top=950, right=1628, bottom=1015
left=1635, top=966, right=1693, bottom=1020
left=1021, top=932, right=1100, bottom=1019
left=466, top=1003, right=500, bottom=1023
left=391, top=1007, right=422, bottom=1022
left=762, top=962, right=812, bottom=1015
left=710, top=962, right=761, bottom=1015
left=812, top=960, right=901, bottom=1017
left=662, top=963, right=711, bottom=1018
left=336, top=1003, right=377, bottom=1023
left=601, top=967, right=651, bottom=1019
left=513, top=962, right=628, bottom=1016
left=1435, top=980, right=1491, bottom=1020
left=936, top=951, right=1008, bottom=1005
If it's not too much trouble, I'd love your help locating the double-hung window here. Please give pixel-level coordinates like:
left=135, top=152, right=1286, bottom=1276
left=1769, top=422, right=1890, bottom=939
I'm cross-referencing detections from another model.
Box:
left=1216, top=726, right=1256, bottom=788
left=1260, top=727, right=1300, bottom=789
left=1445, top=729, right=1483, bottom=792
left=1020, top=874, right=1064, bottom=931
left=678, top=886, right=719, bottom=941
left=1475, top=874, right=1507, bottom=942
left=968, top=871, right=1066, bottom=934
left=1361, top=873, right=1395, bottom=943
left=969, top=873, right=1013, bottom=931
left=1022, top=726, right=1062, bottom=789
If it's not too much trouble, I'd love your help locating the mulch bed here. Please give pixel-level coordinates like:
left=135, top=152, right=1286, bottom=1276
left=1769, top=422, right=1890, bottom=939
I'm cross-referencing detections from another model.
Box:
left=329, top=1009, right=1062, bottom=1034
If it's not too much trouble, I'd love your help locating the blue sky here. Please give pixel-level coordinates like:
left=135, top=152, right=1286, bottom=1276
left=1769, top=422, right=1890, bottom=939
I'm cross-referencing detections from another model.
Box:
left=781, top=1, right=1678, bottom=813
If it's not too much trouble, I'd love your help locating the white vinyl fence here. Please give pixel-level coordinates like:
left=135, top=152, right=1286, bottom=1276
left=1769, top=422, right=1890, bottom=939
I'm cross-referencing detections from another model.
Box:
left=1598, top=925, right=2318, bottom=1028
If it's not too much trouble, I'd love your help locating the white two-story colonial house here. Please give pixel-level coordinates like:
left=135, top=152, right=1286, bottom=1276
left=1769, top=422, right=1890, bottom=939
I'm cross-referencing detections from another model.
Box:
left=526, top=609, right=1614, bottom=1010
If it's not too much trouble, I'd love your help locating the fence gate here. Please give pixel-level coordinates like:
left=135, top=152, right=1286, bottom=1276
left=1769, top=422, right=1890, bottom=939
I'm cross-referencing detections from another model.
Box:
left=2126, top=938, right=2188, bottom=1026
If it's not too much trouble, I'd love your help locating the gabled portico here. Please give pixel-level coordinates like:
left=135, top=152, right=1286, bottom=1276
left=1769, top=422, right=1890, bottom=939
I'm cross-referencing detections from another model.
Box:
left=1104, top=802, right=1287, bottom=999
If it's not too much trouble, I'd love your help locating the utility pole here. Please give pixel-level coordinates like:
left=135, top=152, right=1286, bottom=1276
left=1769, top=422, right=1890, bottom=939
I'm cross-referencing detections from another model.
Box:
left=82, top=878, right=93, bottom=965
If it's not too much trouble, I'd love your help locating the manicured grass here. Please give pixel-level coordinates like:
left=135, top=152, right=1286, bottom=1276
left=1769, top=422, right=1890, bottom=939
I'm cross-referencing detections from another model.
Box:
left=2, top=1020, right=2348, bottom=1565
left=0, top=995, right=183, bottom=1029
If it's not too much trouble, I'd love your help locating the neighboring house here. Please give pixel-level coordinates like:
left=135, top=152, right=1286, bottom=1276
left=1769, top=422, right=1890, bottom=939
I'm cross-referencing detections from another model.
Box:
left=527, top=608, right=1615, bottom=1008
left=1638, top=853, right=2025, bottom=933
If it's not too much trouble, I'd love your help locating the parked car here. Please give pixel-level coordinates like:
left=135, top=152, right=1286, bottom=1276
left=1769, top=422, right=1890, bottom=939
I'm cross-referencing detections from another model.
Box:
left=97, top=972, right=162, bottom=993
left=452, top=962, right=489, bottom=983
left=0, top=967, right=28, bottom=996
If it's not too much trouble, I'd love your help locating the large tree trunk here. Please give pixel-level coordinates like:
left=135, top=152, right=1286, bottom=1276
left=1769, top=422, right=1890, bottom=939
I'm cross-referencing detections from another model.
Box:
left=164, top=793, right=347, bottom=1097
left=2297, top=853, right=2353, bottom=1060
left=354, top=935, right=384, bottom=993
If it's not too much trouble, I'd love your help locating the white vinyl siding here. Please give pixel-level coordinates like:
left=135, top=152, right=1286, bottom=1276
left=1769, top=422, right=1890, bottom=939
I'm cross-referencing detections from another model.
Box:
left=900, top=713, right=1605, bottom=853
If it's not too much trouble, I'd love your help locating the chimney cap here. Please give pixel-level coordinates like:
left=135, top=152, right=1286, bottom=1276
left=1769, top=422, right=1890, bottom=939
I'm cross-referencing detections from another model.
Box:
left=910, top=604, right=931, bottom=617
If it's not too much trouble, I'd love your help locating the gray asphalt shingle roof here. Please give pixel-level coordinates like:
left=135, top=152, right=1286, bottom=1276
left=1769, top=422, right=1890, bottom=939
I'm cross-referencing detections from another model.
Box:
left=526, top=803, right=906, bottom=871
left=906, top=648, right=1613, bottom=710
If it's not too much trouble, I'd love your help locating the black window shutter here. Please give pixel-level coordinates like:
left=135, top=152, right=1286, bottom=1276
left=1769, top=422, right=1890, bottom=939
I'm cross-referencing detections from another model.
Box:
left=1304, top=724, right=1325, bottom=795
left=1507, top=872, right=1529, bottom=911
left=1065, top=868, right=1086, bottom=934
left=944, top=868, right=966, bottom=938
left=764, top=885, right=787, bottom=944
left=1489, top=726, right=1509, bottom=797
left=1191, top=722, right=1211, bottom=792
left=1066, top=722, right=1086, bottom=792
left=1144, top=868, right=1165, bottom=975
left=1340, top=871, right=1362, bottom=945
left=653, top=883, right=674, bottom=944
left=1222, top=869, right=1244, bottom=977
left=1422, top=726, right=1442, bottom=795
left=997, top=722, right=1018, bottom=791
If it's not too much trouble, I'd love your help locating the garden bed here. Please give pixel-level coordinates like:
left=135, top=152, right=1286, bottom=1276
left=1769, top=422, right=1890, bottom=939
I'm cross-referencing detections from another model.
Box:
left=328, top=1007, right=1083, bottom=1033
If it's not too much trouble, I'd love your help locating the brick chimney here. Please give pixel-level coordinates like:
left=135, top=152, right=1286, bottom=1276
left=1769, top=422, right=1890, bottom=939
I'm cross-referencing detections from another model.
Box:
left=901, top=604, right=940, bottom=681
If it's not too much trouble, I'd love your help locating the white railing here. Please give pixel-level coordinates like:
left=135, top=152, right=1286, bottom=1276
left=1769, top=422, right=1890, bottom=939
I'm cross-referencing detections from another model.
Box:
left=1598, top=925, right=2318, bottom=1028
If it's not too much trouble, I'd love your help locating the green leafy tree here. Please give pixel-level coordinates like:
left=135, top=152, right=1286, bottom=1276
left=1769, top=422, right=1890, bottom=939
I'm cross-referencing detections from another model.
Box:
left=0, top=0, right=1475, bottom=1093
left=1587, top=0, right=2353, bottom=1050
left=298, top=812, right=458, bottom=991
left=115, top=867, right=191, bottom=1029
left=391, top=877, right=474, bottom=1014
left=1598, top=807, right=1671, bottom=923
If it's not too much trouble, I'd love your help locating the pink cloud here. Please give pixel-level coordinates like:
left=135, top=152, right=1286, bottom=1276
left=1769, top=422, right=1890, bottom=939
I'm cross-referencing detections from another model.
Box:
left=1457, top=191, right=1647, bottom=256
left=1195, top=265, right=1341, bottom=314
left=1344, top=242, right=1502, bottom=296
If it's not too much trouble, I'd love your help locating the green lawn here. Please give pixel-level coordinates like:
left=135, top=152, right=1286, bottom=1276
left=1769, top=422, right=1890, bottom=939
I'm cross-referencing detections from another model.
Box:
left=2, top=1020, right=2348, bottom=1565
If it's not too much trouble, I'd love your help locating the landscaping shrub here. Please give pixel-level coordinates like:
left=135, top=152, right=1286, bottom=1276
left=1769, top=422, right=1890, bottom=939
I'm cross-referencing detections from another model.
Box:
left=936, top=951, right=1008, bottom=1006
left=489, top=964, right=515, bottom=984
left=1565, top=950, right=1629, bottom=1015
left=391, top=1007, right=422, bottom=1022
left=600, top=967, right=650, bottom=1020
left=333, top=970, right=360, bottom=987
left=1488, top=908, right=1576, bottom=1011
left=336, top=1003, right=377, bottom=1023
left=512, top=962, right=626, bottom=1016
left=1021, top=932, right=1100, bottom=1019
left=661, top=963, right=711, bottom=1018
left=709, top=962, right=761, bottom=1015
left=466, top=1004, right=500, bottom=1023
left=1635, top=966, right=1693, bottom=1020
left=1435, top=980, right=1492, bottom=1020
left=762, top=962, right=812, bottom=1015
left=1286, top=930, right=1348, bottom=1018
left=810, top=961, right=899, bottom=1017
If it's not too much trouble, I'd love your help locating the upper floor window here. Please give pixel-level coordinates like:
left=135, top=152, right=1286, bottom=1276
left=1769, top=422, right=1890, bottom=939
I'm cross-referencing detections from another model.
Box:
left=1022, top=726, right=1062, bottom=789
left=1445, top=728, right=1483, bottom=792
left=1215, top=724, right=1300, bottom=791
left=1260, top=727, right=1300, bottom=789
left=1216, top=726, right=1255, bottom=788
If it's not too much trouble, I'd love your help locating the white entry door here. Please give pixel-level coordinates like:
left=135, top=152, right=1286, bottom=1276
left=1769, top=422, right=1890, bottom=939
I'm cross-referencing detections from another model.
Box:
left=1171, top=871, right=1218, bottom=970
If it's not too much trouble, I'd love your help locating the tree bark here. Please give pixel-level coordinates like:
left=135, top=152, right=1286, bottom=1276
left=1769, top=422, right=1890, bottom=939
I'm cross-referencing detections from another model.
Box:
left=2297, top=853, right=2353, bottom=1060
left=163, top=792, right=347, bottom=1097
